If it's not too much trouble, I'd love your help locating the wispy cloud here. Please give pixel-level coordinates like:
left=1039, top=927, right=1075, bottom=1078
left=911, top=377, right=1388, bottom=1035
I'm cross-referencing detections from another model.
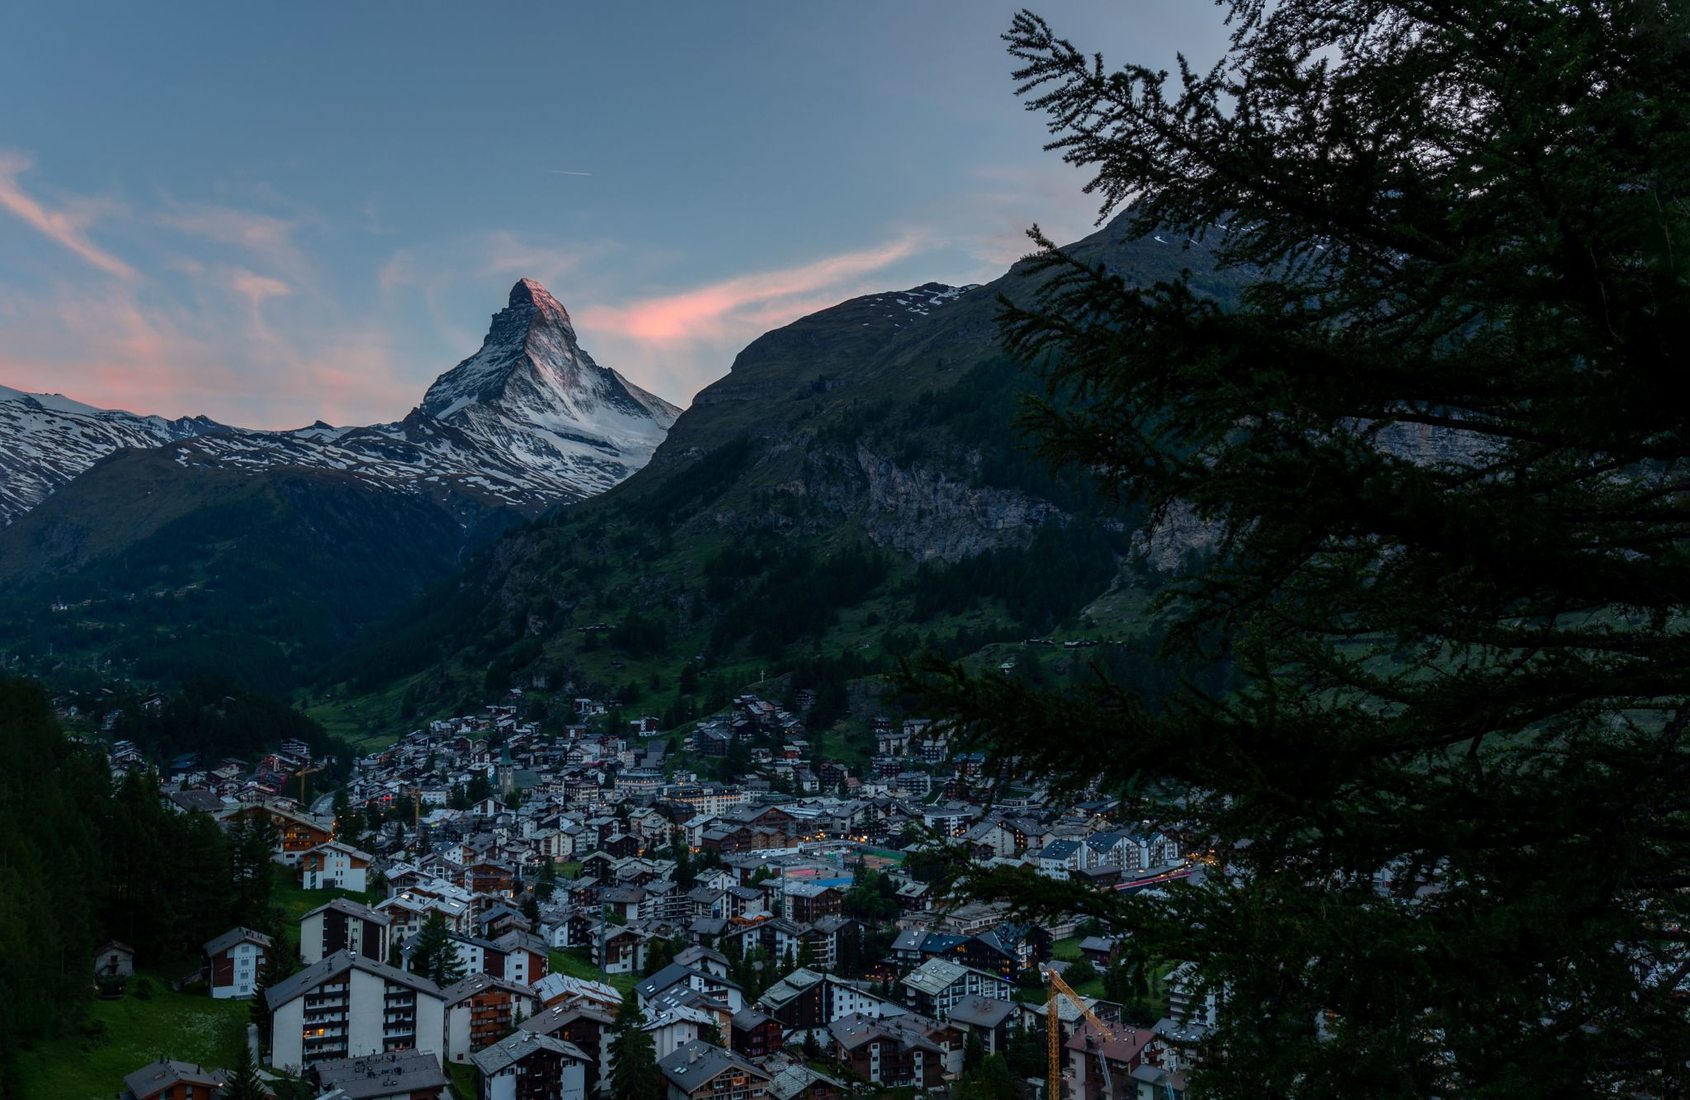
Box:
left=0, top=147, right=1096, bottom=426
left=157, top=203, right=307, bottom=279
left=0, top=274, right=420, bottom=429
left=568, top=234, right=928, bottom=404
left=581, top=234, right=924, bottom=344
left=0, top=156, right=423, bottom=428
left=228, top=268, right=291, bottom=303
left=0, top=151, right=134, bottom=279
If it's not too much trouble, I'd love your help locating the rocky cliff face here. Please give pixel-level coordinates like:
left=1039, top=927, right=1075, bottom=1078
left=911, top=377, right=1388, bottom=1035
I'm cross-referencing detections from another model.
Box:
left=413, top=278, right=679, bottom=497
left=799, top=441, right=1061, bottom=562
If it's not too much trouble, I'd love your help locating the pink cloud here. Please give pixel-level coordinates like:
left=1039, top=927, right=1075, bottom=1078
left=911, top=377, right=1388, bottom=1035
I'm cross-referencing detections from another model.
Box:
left=0, top=151, right=134, bottom=280
left=0, top=284, right=211, bottom=414
left=581, top=235, right=925, bottom=345
left=0, top=273, right=417, bottom=429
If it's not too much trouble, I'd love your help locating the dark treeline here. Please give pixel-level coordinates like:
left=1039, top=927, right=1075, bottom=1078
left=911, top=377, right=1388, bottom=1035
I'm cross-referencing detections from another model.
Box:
left=0, top=677, right=275, bottom=1095
left=706, top=541, right=891, bottom=659
left=628, top=437, right=756, bottom=524
left=904, top=520, right=1127, bottom=631
left=893, top=356, right=1110, bottom=514
left=111, top=678, right=348, bottom=774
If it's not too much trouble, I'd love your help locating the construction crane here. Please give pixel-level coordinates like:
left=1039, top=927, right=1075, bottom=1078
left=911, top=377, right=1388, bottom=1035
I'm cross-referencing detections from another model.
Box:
left=1045, top=965, right=1122, bottom=1100
left=295, top=763, right=325, bottom=807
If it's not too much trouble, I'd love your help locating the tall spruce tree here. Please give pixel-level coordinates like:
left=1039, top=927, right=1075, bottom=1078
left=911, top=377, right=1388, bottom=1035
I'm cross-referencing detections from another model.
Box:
left=608, top=989, right=663, bottom=1100
left=411, top=911, right=465, bottom=986
left=915, top=3, right=1690, bottom=1095
left=220, top=1042, right=267, bottom=1100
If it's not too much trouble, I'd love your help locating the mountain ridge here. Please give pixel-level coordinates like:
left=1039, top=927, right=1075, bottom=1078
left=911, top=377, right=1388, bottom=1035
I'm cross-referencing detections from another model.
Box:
left=0, top=385, right=236, bottom=525
left=0, top=279, right=678, bottom=526
left=0, top=279, right=680, bottom=689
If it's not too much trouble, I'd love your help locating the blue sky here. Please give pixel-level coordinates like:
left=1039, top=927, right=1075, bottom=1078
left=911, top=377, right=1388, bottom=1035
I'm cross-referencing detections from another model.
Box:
left=0, top=3, right=1227, bottom=428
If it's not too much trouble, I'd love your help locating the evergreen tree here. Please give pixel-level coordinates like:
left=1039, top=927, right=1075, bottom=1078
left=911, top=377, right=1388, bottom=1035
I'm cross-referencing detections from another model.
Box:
left=642, top=934, right=683, bottom=978
left=916, top=3, right=1690, bottom=1094
left=608, top=989, right=663, bottom=1100
left=0, top=678, right=105, bottom=1091
left=1004, top=1018, right=1047, bottom=1082
left=1060, top=957, right=1096, bottom=988
left=221, top=1041, right=267, bottom=1100
left=174, top=811, right=233, bottom=954
left=671, top=839, right=695, bottom=889
left=411, top=911, right=465, bottom=986
left=977, top=1053, right=1016, bottom=1100
left=963, top=1029, right=985, bottom=1073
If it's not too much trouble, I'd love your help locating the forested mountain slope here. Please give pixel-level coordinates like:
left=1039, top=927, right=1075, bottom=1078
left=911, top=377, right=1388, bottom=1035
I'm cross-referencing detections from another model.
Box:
left=329, top=215, right=1247, bottom=727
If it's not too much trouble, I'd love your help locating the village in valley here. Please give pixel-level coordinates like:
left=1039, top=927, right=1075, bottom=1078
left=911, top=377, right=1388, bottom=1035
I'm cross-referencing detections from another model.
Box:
left=99, top=684, right=1213, bottom=1100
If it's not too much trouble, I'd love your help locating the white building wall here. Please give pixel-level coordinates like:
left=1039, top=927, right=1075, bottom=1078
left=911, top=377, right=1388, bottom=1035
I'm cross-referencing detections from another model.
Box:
left=346, top=968, right=386, bottom=1056
left=446, top=1003, right=471, bottom=1063
left=303, top=849, right=369, bottom=891
left=413, top=991, right=446, bottom=1061
left=300, top=916, right=326, bottom=964
left=829, top=984, right=905, bottom=1022
left=271, top=999, right=305, bottom=1072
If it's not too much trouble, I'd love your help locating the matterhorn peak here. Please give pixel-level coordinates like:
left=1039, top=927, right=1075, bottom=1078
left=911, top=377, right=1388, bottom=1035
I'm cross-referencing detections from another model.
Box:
left=508, top=277, right=574, bottom=330
left=416, top=277, right=678, bottom=450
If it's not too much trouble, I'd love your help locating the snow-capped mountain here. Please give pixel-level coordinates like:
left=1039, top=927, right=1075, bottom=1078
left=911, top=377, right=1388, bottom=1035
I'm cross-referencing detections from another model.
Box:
left=0, top=279, right=679, bottom=523
left=0, top=385, right=232, bottom=524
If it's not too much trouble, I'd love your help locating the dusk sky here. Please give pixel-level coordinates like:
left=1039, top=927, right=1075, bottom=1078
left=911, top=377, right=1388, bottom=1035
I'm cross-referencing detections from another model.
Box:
left=0, top=3, right=1227, bottom=429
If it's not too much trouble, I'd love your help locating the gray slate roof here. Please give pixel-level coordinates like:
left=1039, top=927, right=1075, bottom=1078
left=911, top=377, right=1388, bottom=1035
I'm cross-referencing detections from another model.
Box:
left=767, top=1063, right=847, bottom=1100
left=203, top=926, right=273, bottom=956
left=122, top=1060, right=224, bottom=1100
left=302, top=897, right=391, bottom=925
left=657, top=1040, right=770, bottom=1093
left=637, top=962, right=740, bottom=1002
left=947, top=994, right=1016, bottom=1028
left=470, top=1029, right=589, bottom=1074
left=312, top=1050, right=449, bottom=1098
left=264, top=949, right=442, bottom=1010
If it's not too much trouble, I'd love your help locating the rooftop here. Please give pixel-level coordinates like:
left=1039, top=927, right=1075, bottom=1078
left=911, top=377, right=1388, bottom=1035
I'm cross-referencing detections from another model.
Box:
left=122, top=1060, right=224, bottom=1099
left=470, top=1029, right=590, bottom=1075
left=311, top=1050, right=450, bottom=1099
left=264, top=949, right=442, bottom=1010
left=657, top=1041, right=769, bottom=1092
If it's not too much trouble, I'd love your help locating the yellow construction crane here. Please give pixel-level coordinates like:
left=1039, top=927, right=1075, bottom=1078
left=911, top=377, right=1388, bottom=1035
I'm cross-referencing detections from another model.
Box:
left=295, top=763, right=325, bottom=806
left=1045, top=965, right=1122, bottom=1099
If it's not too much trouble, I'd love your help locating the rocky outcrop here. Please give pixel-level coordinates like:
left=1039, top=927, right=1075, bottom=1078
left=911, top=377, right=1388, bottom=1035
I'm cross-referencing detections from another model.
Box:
left=799, top=441, right=1062, bottom=562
